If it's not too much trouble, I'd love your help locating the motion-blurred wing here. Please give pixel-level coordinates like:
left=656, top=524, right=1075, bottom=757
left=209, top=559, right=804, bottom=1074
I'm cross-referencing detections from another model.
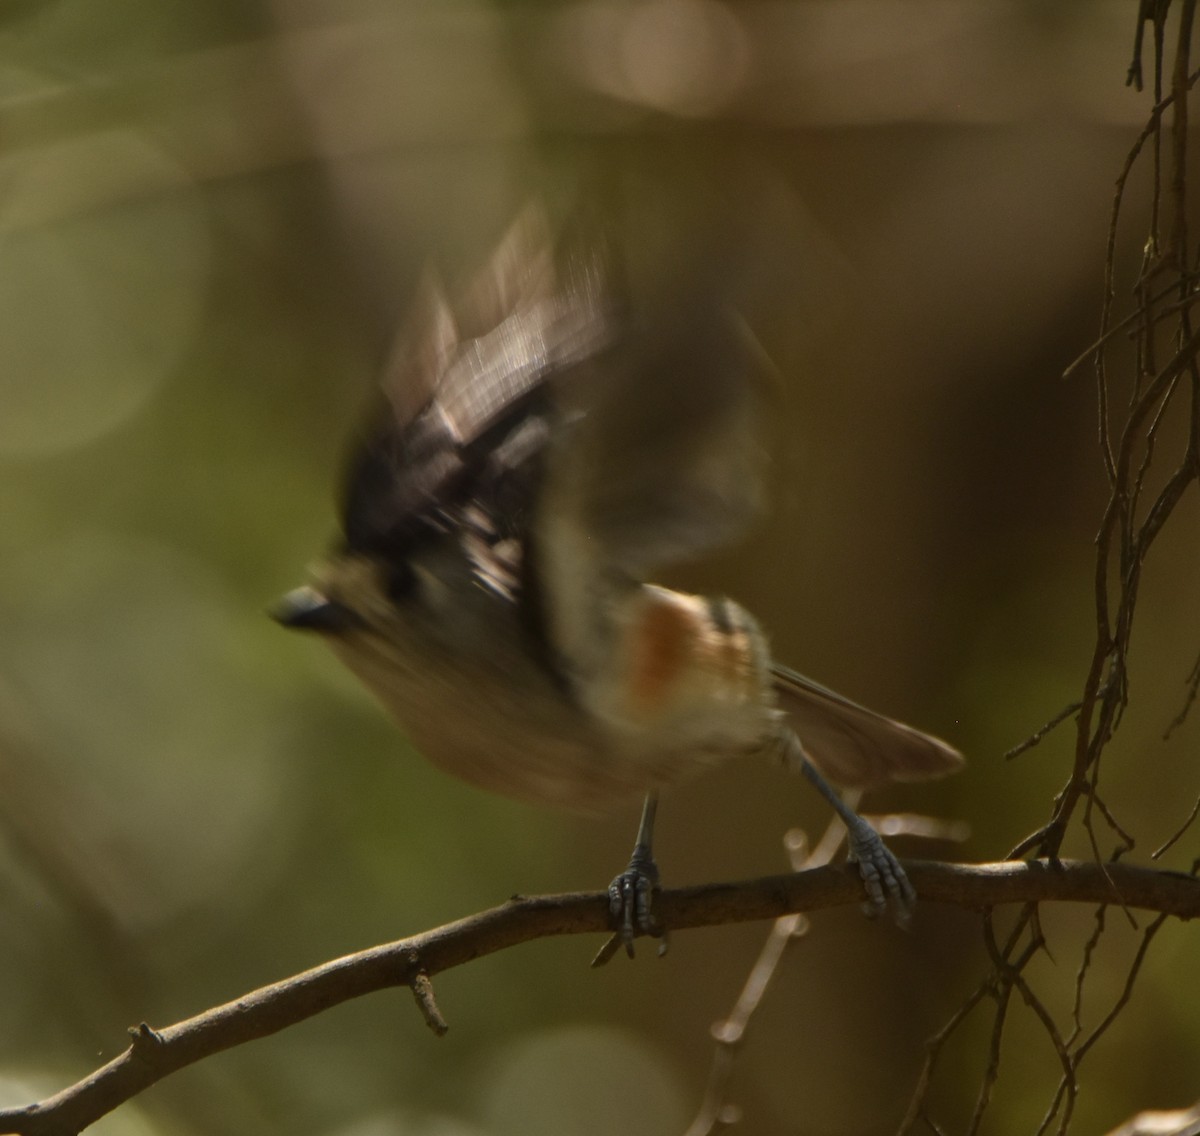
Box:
left=544, top=272, right=770, bottom=579
left=529, top=228, right=774, bottom=685
left=772, top=664, right=963, bottom=790
left=340, top=208, right=612, bottom=559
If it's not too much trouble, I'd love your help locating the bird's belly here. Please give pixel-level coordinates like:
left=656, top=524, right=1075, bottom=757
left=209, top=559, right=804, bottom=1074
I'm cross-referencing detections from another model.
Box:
left=402, top=693, right=745, bottom=812
left=332, top=637, right=757, bottom=811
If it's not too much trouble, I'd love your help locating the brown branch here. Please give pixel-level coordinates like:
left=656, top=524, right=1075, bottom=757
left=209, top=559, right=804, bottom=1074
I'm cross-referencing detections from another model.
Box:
left=1163, top=647, right=1200, bottom=743
left=1, top=860, right=1199, bottom=1136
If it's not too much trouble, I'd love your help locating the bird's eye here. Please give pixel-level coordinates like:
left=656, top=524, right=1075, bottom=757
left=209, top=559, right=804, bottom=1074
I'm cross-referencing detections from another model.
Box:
left=385, top=560, right=419, bottom=604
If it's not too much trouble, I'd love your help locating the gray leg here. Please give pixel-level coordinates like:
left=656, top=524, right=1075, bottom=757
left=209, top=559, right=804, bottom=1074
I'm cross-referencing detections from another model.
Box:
left=781, top=730, right=916, bottom=925
left=593, top=791, right=668, bottom=965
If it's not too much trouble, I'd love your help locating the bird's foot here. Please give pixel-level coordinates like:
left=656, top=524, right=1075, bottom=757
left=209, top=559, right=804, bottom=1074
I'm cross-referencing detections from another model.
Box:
left=591, top=847, right=668, bottom=967
left=845, top=816, right=916, bottom=927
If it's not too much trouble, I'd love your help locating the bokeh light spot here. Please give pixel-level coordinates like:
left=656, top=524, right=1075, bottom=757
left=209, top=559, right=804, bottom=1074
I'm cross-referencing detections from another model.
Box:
left=0, top=131, right=211, bottom=458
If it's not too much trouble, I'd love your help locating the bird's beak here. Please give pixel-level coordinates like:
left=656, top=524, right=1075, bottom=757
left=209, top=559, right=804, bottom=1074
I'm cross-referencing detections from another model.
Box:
left=271, top=586, right=363, bottom=633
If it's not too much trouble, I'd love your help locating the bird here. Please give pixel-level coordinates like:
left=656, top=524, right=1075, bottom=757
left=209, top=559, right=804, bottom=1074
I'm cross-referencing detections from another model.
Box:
left=273, top=206, right=963, bottom=961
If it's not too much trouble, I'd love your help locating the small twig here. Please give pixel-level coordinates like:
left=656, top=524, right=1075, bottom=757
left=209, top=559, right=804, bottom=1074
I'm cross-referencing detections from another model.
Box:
left=408, top=970, right=448, bottom=1037
left=966, top=916, right=1014, bottom=1136
left=1084, top=784, right=1137, bottom=856
left=1061, top=275, right=1196, bottom=383
left=966, top=915, right=1049, bottom=1136
left=1069, top=906, right=1108, bottom=1045
left=897, top=973, right=994, bottom=1136
left=1016, top=961, right=1075, bottom=1136
left=1162, top=646, right=1200, bottom=740
left=1005, top=701, right=1084, bottom=761
left=865, top=813, right=972, bottom=843
left=685, top=803, right=971, bottom=1136
left=1153, top=792, right=1200, bottom=859
left=126, top=1023, right=164, bottom=1056
left=684, top=810, right=852, bottom=1136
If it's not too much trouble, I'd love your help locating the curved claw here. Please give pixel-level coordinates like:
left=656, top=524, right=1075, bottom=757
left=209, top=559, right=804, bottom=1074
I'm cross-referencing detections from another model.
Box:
left=592, top=853, right=668, bottom=967
left=845, top=817, right=916, bottom=927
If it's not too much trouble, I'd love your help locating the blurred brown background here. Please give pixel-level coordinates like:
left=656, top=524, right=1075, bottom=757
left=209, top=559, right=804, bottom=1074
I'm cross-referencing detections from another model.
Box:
left=2, top=2, right=1199, bottom=1134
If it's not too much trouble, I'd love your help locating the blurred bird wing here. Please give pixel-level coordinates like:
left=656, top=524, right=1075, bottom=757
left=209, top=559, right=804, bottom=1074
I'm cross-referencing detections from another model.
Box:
left=772, top=663, right=963, bottom=790
left=379, top=207, right=608, bottom=449
left=423, top=210, right=610, bottom=446
left=545, top=279, right=772, bottom=578
left=530, top=235, right=775, bottom=685
left=340, top=207, right=613, bottom=555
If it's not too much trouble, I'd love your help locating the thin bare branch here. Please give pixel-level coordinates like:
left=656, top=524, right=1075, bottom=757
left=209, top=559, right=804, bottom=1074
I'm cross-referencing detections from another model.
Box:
left=1070, top=906, right=1108, bottom=1045
left=684, top=806, right=858, bottom=1136
left=1072, top=912, right=1170, bottom=1068
left=1, top=861, right=1198, bottom=1136
left=896, top=974, right=993, bottom=1136
left=1005, top=701, right=1083, bottom=762
left=1163, top=647, right=1200, bottom=741
left=1154, top=789, right=1200, bottom=858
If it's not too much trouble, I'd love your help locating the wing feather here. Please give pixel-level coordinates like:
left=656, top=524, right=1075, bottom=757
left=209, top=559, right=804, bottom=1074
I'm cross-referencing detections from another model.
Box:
left=340, top=207, right=612, bottom=558
left=772, top=663, right=963, bottom=790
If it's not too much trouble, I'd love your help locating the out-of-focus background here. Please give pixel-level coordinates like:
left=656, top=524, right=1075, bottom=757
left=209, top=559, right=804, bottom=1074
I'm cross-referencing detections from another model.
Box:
left=2, top=2, right=1199, bottom=1133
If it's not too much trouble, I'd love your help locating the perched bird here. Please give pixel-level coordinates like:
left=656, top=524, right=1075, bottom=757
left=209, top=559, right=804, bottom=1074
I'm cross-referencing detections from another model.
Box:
left=275, top=208, right=962, bottom=959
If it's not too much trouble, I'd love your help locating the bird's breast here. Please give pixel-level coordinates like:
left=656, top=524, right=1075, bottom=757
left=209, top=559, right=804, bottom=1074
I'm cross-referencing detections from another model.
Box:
left=325, top=611, right=769, bottom=813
